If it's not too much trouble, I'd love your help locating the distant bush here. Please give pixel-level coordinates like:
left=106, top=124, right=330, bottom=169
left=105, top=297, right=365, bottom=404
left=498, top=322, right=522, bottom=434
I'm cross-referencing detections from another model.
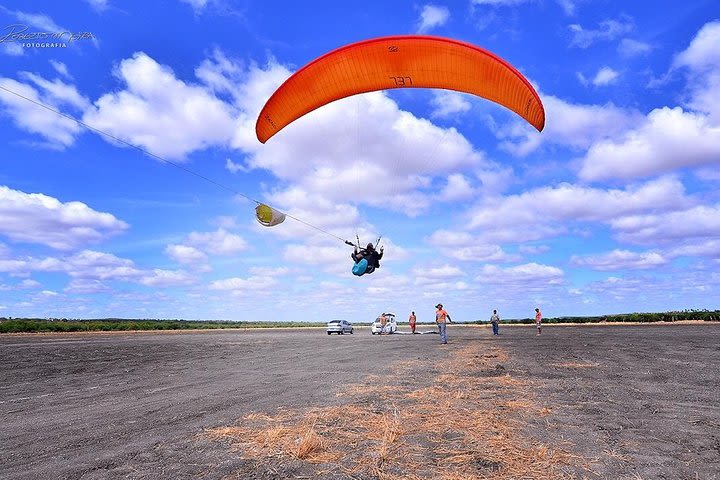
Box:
left=0, top=318, right=325, bottom=333
left=1, top=310, right=717, bottom=334
left=462, top=309, right=720, bottom=325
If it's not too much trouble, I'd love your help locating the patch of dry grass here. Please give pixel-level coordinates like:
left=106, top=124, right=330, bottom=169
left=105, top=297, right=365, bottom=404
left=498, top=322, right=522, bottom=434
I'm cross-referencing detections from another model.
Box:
left=206, top=345, right=583, bottom=479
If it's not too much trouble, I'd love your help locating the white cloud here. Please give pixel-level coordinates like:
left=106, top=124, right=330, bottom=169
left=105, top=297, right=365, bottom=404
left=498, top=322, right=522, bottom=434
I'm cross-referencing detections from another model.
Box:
left=246, top=92, right=485, bottom=217
left=618, top=38, right=652, bottom=57
left=669, top=240, right=720, bottom=258
left=19, top=72, right=90, bottom=110
left=413, top=264, right=465, bottom=280
left=672, top=21, right=720, bottom=73
left=672, top=20, right=720, bottom=123
left=0, top=247, right=196, bottom=289
left=180, top=0, right=210, bottom=13
left=571, top=249, right=667, bottom=270
left=209, top=275, right=278, bottom=291
left=185, top=228, right=248, bottom=255
left=611, top=205, right=720, bottom=245
left=578, top=107, right=720, bottom=181
left=568, top=18, right=634, bottom=48
left=0, top=76, right=87, bottom=147
left=518, top=244, right=550, bottom=254
left=83, top=52, right=237, bottom=159
left=165, top=244, right=209, bottom=267
left=0, top=186, right=129, bottom=250
left=436, top=174, right=476, bottom=202
left=2, top=43, right=23, bottom=56
left=474, top=262, right=564, bottom=284
left=695, top=167, right=720, bottom=182
left=225, top=157, right=248, bottom=173
left=555, top=0, right=576, bottom=16
left=592, top=67, right=620, bottom=86
left=577, top=21, right=720, bottom=181
left=4, top=10, right=64, bottom=32
left=140, top=269, right=194, bottom=287
left=65, top=279, right=110, bottom=294
left=427, top=230, right=520, bottom=262
left=85, top=0, right=109, bottom=11
left=50, top=60, right=72, bottom=79
left=466, top=176, right=690, bottom=242
left=64, top=250, right=141, bottom=280
left=472, top=0, right=531, bottom=5
left=499, top=94, right=643, bottom=156
left=417, top=5, right=450, bottom=33
left=430, top=91, right=472, bottom=118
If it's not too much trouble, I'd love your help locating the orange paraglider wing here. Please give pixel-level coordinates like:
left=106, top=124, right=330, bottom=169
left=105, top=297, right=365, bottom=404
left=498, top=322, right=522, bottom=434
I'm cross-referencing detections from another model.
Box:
left=256, top=35, right=545, bottom=143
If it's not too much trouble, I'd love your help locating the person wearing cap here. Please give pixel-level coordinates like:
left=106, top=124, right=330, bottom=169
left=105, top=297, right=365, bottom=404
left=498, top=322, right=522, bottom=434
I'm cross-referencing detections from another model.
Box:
left=435, top=303, right=452, bottom=344
left=490, top=309, right=500, bottom=335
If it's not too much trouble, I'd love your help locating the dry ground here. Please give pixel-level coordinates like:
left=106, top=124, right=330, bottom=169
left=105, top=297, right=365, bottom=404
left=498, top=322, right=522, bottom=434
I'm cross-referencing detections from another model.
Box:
left=1, top=323, right=718, bottom=479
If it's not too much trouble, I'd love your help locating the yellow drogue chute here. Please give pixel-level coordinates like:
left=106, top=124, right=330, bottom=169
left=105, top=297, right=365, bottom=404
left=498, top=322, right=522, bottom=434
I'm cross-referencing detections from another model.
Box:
left=255, top=204, right=286, bottom=227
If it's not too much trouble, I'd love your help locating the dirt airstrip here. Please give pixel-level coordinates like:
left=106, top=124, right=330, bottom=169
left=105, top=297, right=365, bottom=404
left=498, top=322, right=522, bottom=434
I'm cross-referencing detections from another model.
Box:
left=1, top=323, right=718, bottom=479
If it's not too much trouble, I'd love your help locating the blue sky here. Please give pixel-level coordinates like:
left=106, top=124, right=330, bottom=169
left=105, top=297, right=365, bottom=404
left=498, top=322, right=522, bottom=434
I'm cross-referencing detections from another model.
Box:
left=1, top=0, right=719, bottom=322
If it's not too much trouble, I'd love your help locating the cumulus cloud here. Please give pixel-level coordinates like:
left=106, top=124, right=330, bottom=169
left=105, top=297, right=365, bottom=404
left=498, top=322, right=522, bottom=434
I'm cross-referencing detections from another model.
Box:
left=571, top=249, right=667, bottom=270
left=555, top=0, right=576, bottom=16
left=246, top=92, right=485, bottom=217
left=577, top=67, right=620, bottom=87
left=0, top=248, right=194, bottom=288
left=474, top=262, right=564, bottom=284
left=165, top=244, right=209, bottom=269
left=0, top=186, right=129, bottom=250
left=180, top=0, right=210, bottom=13
left=610, top=204, right=720, bottom=245
left=427, top=230, right=520, bottom=262
left=139, top=269, right=194, bottom=287
left=417, top=4, right=450, bottom=32
left=568, top=18, right=634, bottom=48
left=430, top=91, right=472, bottom=118
left=413, top=264, right=465, bottom=281
left=0, top=75, right=87, bottom=147
left=499, top=94, right=643, bottom=156
left=672, top=20, right=720, bottom=123
left=618, top=38, right=652, bottom=57
left=83, top=52, right=237, bottom=159
left=578, top=107, right=720, bottom=181
left=85, top=0, right=109, bottom=12
left=50, top=60, right=72, bottom=79
left=209, top=275, right=278, bottom=292
left=471, top=0, right=531, bottom=5
left=466, top=176, right=690, bottom=242
left=1, top=8, right=65, bottom=32
left=2, top=43, right=23, bottom=56
left=185, top=228, right=248, bottom=255
left=592, top=67, right=620, bottom=86
left=577, top=21, right=720, bottom=181
left=436, top=174, right=477, bottom=202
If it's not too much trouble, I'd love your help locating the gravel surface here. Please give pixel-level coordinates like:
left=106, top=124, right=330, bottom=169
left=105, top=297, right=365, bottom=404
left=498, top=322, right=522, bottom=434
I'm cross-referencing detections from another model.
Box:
left=1, top=323, right=718, bottom=479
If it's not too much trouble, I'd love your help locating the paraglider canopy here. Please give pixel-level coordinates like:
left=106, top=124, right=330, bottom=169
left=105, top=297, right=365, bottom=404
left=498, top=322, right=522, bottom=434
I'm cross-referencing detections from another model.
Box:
left=256, top=35, right=545, bottom=143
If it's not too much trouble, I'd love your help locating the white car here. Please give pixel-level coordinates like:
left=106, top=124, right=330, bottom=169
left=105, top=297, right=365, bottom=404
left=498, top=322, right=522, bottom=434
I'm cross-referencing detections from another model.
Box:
left=326, top=319, right=353, bottom=335
left=370, top=313, right=397, bottom=334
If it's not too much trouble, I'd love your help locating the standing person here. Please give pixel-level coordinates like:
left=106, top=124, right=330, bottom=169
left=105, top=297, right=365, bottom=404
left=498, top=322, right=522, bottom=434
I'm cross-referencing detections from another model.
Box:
left=535, top=308, right=542, bottom=335
left=435, top=304, right=453, bottom=344
left=409, top=311, right=417, bottom=334
left=379, top=312, right=387, bottom=335
left=490, top=309, right=500, bottom=336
